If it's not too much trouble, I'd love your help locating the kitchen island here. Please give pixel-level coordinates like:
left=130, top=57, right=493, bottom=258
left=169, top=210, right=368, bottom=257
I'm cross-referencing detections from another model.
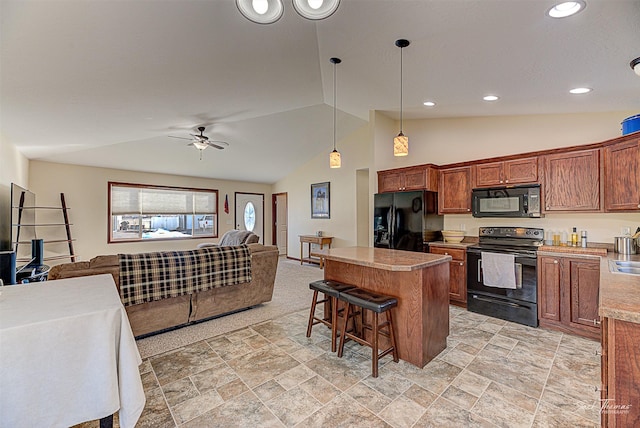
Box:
left=322, top=246, right=451, bottom=368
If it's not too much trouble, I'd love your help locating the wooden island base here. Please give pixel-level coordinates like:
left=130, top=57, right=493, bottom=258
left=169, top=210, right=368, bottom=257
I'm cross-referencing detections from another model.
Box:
left=323, top=247, right=451, bottom=368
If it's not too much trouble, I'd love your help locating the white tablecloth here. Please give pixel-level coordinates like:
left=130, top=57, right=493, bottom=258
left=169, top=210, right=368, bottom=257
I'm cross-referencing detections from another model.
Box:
left=0, top=274, right=145, bottom=428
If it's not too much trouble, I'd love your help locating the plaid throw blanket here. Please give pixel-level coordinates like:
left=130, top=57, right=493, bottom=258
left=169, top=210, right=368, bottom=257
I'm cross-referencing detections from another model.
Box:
left=118, top=245, right=252, bottom=307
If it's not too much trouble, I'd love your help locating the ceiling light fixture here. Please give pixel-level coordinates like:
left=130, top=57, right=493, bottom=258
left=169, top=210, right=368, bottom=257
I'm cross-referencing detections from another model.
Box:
left=569, top=87, right=592, bottom=94
left=631, top=57, right=640, bottom=76
left=483, top=95, right=499, bottom=101
left=423, top=101, right=436, bottom=107
left=394, top=39, right=410, bottom=157
left=547, top=1, right=586, bottom=18
left=236, top=0, right=284, bottom=24
left=329, top=57, right=342, bottom=169
left=293, top=0, right=340, bottom=20
left=237, top=0, right=340, bottom=23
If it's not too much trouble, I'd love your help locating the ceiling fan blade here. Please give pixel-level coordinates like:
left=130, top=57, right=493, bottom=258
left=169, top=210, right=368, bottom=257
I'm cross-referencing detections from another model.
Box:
left=169, top=135, right=193, bottom=141
left=208, top=141, right=229, bottom=150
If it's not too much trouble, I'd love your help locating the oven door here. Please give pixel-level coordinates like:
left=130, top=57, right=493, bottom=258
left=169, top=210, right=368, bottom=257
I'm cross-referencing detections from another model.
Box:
left=466, top=248, right=537, bottom=304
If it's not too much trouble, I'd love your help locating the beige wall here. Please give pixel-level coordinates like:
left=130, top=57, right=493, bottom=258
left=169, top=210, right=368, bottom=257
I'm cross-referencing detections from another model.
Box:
left=273, top=123, right=371, bottom=258
left=372, top=110, right=640, bottom=245
left=376, top=111, right=636, bottom=169
left=273, top=110, right=639, bottom=257
left=28, top=161, right=273, bottom=263
left=0, top=136, right=30, bottom=250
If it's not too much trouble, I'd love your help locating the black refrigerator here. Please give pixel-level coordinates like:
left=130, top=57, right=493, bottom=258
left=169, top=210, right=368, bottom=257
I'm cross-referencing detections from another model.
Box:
left=373, top=191, right=444, bottom=252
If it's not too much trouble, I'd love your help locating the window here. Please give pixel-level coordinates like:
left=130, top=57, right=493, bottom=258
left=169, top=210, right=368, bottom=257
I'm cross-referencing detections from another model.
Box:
left=108, top=182, right=218, bottom=243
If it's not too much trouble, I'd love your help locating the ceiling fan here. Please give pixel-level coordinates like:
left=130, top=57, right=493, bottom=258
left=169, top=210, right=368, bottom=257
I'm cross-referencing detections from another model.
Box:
left=169, top=126, right=229, bottom=159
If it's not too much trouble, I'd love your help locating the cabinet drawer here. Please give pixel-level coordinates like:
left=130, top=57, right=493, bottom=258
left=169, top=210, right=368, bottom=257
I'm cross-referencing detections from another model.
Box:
left=430, top=246, right=466, bottom=261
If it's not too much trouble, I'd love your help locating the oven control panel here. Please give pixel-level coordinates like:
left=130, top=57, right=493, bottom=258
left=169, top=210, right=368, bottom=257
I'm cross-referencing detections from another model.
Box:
left=478, top=227, right=543, bottom=239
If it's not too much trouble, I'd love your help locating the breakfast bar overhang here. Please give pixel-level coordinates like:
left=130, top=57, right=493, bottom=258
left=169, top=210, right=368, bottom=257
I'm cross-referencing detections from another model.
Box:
left=322, top=247, right=451, bottom=368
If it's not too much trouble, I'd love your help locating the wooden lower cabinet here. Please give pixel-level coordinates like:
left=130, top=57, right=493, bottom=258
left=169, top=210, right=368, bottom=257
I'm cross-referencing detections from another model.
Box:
left=429, top=245, right=467, bottom=306
left=601, top=317, right=640, bottom=427
left=537, top=255, right=600, bottom=340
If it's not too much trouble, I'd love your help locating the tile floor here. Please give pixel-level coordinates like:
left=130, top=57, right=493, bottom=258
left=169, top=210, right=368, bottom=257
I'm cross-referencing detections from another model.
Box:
left=81, top=306, right=603, bottom=427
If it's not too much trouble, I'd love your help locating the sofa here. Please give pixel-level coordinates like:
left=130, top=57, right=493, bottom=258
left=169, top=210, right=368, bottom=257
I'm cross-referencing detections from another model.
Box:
left=214, top=229, right=260, bottom=246
left=48, top=243, right=279, bottom=337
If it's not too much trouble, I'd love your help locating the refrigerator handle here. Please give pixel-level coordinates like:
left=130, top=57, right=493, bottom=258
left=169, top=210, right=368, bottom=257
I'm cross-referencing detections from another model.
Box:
left=390, top=206, right=395, bottom=247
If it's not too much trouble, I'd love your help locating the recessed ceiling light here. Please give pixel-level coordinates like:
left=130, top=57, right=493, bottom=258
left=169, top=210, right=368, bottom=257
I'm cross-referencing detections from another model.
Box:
left=423, top=101, right=436, bottom=107
left=569, top=87, right=592, bottom=94
left=547, top=1, right=586, bottom=18
left=483, top=95, right=499, bottom=101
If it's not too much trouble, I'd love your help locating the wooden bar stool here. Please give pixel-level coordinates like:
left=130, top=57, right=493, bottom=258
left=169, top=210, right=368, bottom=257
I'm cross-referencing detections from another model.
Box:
left=337, top=288, right=399, bottom=378
left=306, top=280, right=355, bottom=352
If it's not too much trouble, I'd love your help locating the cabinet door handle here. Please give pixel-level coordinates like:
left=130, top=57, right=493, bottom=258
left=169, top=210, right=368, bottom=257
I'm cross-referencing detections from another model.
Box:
left=595, top=350, right=602, bottom=356
left=553, top=260, right=558, bottom=264
left=459, top=262, right=464, bottom=266
left=593, top=319, right=601, bottom=326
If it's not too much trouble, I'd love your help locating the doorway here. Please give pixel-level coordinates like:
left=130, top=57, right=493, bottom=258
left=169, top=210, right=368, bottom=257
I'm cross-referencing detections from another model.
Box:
left=272, top=192, right=288, bottom=256
left=235, top=192, right=264, bottom=243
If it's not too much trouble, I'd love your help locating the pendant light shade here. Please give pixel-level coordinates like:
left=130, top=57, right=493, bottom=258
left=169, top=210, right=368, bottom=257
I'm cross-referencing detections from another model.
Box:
left=293, top=0, right=340, bottom=20
left=236, top=0, right=284, bottom=24
left=394, top=39, right=410, bottom=157
left=329, top=57, right=342, bottom=168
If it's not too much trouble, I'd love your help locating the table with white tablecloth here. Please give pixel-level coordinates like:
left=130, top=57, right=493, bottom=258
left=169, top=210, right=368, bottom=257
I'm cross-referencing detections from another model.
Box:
left=0, top=274, right=145, bottom=428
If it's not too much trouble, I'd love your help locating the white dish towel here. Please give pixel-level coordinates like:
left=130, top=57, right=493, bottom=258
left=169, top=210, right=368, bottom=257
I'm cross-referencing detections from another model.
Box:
left=481, top=252, right=517, bottom=289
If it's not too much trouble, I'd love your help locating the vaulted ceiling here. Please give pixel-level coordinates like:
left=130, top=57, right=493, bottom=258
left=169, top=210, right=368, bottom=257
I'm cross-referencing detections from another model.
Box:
left=2, top=0, right=639, bottom=183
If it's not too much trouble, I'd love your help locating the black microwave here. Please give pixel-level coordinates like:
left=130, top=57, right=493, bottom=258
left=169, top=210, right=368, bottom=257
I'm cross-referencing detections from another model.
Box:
left=472, top=184, right=542, bottom=218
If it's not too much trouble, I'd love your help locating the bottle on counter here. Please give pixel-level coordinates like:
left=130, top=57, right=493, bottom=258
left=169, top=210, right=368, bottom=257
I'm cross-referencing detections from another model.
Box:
left=561, top=231, right=568, bottom=246
left=571, top=227, right=579, bottom=247
left=552, top=230, right=561, bottom=246
left=581, top=230, right=588, bottom=248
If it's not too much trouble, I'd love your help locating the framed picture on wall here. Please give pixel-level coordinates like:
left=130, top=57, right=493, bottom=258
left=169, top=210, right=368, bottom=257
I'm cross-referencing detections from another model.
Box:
left=311, top=182, right=330, bottom=219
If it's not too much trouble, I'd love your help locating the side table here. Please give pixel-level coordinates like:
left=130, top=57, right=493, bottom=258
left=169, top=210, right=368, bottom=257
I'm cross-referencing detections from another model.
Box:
left=299, top=235, right=333, bottom=269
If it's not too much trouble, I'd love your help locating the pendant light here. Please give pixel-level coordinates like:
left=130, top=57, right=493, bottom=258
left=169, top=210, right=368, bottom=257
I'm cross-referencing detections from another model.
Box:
left=329, top=57, right=342, bottom=168
left=393, top=39, right=410, bottom=157
left=236, top=0, right=284, bottom=24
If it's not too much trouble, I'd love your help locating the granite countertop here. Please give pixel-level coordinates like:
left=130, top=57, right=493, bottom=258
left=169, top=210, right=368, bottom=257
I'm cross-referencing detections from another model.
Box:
left=599, top=251, right=640, bottom=324
left=323, top=246, right=450, bottom=271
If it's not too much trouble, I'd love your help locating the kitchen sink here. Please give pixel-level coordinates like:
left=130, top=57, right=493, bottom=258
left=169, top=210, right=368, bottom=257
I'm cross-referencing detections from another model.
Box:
left=608, top=260, right=640, bottom=275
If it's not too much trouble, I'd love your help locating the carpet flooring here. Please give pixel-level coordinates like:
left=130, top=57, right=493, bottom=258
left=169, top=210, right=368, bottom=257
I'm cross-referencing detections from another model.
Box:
left=136, top=257, right=320, bottom=359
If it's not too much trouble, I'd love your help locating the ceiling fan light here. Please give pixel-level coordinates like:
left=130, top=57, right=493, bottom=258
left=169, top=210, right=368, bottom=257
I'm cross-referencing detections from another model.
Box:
left=192, top=141, right=209, bottom=151
left=329, top=149, right=341, bottom=168
left=293, top=0, right=340, bottom=20
left=394, top=133, right=409, bottom=157
left=236, top=0, right=284, bottom=24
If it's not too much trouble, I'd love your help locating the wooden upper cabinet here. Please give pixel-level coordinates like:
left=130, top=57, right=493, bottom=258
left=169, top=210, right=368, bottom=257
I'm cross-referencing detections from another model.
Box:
left=542, top=148, right=601, bottom=212
left=475, top=157, right=538, bottom=188
left=378, top=165, right=438, bottom=193
left=603, top=139, right=640, bottom=211
left=438, top=166, right=473, bottom=214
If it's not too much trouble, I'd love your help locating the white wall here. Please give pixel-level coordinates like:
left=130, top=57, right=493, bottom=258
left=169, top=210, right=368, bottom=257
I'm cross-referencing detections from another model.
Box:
left=273, top=123, right=371, bottom=258
left=28, top=161, right=273, bottom=263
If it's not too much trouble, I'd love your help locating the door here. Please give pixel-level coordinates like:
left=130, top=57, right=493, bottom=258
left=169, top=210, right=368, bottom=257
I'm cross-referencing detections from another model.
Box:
left=274, top=193, right=287, bottom=255
left=235, top=193, right=264, bottom=243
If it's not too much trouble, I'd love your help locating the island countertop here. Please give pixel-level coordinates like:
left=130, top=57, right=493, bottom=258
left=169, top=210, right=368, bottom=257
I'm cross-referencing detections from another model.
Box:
left=322, top=246, right=451, bottom=271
